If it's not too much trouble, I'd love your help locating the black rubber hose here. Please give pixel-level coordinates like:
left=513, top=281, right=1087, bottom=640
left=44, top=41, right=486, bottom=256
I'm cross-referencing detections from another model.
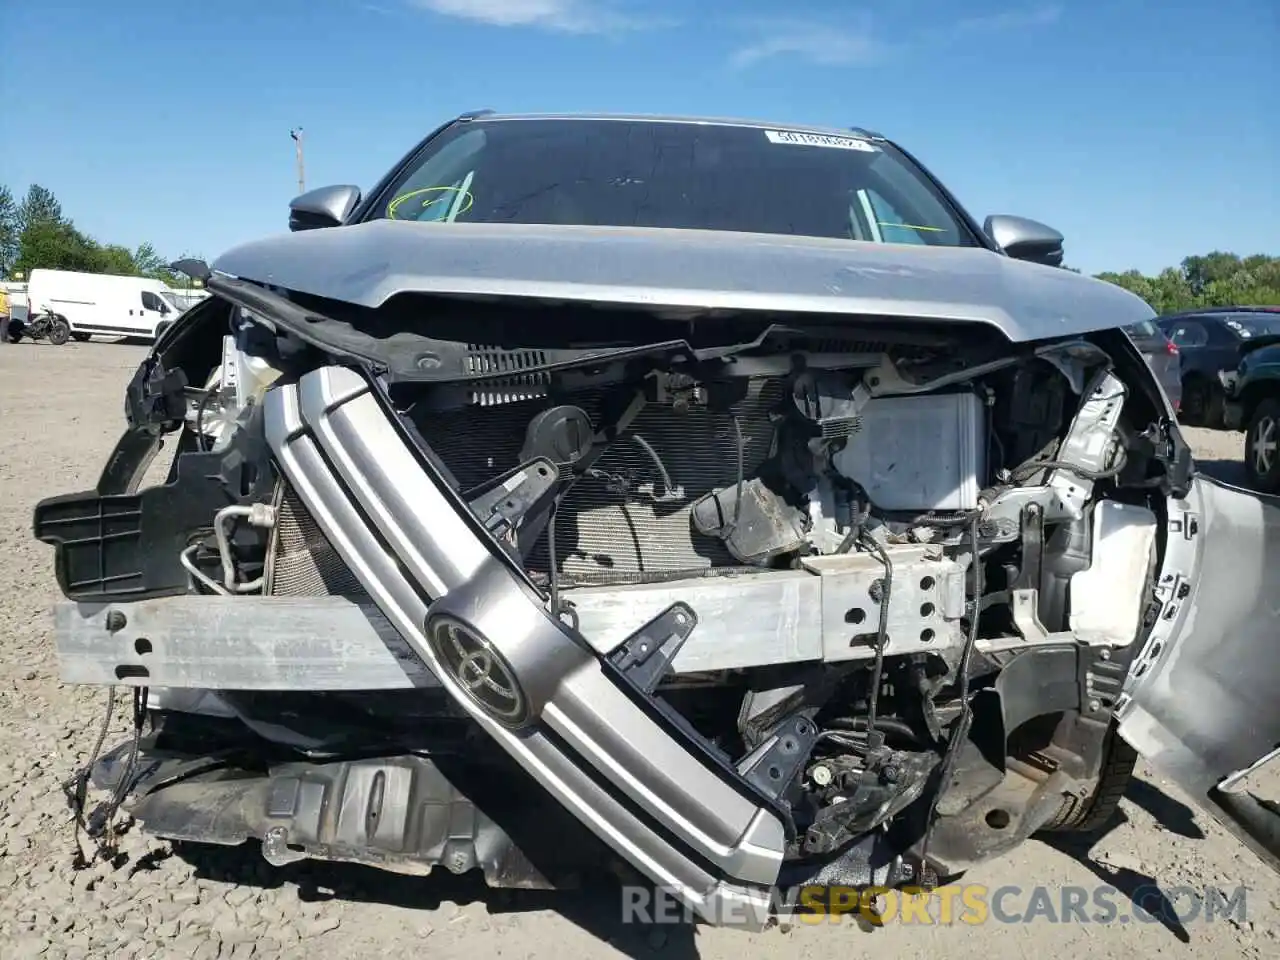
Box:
left=719, top=416, right=746, bottom=541
left=193, top=388, right=215, bottom=452
left=921, top=515, right=985, bottom=865
left=1010, top=443, right=1129, bottom=482
left=827, top=716, right=924, bottom=744
left=628, top=433, right=678, bottom=500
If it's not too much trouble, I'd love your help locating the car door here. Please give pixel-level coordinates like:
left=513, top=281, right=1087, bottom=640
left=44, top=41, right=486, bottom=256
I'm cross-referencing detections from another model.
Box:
left=1165, top=319, right=1208, bottom=358
left=1126, top=320, right=1181, bottom=406
left=1201, top=319, right=1245, bottom=379
left=136, top=291, right=170, bottom=335
left=1117, top=475, right=1280, bottom=873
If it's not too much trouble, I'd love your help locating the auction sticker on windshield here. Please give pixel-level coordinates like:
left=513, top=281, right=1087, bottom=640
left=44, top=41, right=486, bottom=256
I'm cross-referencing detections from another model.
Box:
left=765, top=130, right=879, bottom=151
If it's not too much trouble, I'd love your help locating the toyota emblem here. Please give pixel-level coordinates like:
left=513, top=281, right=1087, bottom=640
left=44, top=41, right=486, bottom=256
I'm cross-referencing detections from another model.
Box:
left=428, top=615, right=528, bottom=726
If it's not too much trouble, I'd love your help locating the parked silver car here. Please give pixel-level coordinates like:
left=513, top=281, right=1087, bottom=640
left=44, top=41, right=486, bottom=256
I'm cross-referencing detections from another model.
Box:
left=35, top=113, right=1278, bottom=932
left=1123, top=319, right=1183, bottom=414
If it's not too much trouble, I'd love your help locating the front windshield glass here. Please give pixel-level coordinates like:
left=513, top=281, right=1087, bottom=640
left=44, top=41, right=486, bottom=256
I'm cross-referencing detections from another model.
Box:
left=160, top=293, right=184, bottom=312
left=374, top=118, right=979, bottom=247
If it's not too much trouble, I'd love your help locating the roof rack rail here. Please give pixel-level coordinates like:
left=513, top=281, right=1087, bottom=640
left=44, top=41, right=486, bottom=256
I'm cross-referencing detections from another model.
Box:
left=850, top=126, right=884, bottom=140
left=459, top=109, right=496, bottom=121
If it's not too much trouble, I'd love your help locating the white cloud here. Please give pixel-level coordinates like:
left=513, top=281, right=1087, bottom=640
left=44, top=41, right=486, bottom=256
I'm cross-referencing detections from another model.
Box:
left=730, top=18, right=890, bottom=69
left=948, top=4, right=1063, bottom=38
left=731, top=5, right=1062, bottom=69
left=411, top=0, right=659, bottom=34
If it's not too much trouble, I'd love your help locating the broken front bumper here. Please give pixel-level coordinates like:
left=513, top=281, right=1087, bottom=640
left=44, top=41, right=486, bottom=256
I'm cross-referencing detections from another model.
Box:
left=139, top=366, right=787, bottom=927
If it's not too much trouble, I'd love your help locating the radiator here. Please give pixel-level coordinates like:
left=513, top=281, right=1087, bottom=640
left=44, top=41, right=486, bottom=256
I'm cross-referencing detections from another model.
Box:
left=269, top=379, right=787, bottom=596
left=267, top=483, right=368, bottom=598
left=415, top=379, right=786, bottom=582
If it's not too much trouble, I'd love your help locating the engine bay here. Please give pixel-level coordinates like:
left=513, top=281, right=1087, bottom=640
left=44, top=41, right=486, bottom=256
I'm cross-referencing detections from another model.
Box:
left=38, top=288, right=1189, bottom=889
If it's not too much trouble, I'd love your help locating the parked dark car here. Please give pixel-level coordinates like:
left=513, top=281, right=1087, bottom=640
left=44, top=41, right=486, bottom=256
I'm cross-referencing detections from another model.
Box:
left=1222, top=332, right=1280, bottom=492
left=1122, top=320, right=1182, bottom=413
left=1157, top=307, right=1280, bottom=428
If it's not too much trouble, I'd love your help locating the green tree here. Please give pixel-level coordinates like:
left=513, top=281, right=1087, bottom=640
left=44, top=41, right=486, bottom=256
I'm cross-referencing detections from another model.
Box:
left=1181, top=252, right=1242, bottom=296
left=1096, top=254, right=1279, bottom=313
left=0, top=185, right=18, bottom=278
left=132, top=241, right=169, bottom=278
left=96, top=244, right=141, bottom=276
left=14, top=219, right=103, bottom=274
left=17, top=184, right=63, bottom=232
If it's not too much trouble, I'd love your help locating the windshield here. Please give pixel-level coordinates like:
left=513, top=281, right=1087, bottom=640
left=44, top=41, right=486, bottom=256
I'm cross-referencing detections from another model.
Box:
left=373, top=118, right=980, bottom=247
left=160, top=293, right=184, bottom=312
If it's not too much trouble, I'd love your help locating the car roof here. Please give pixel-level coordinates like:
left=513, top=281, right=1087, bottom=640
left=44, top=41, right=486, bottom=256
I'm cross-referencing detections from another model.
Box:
left=1158, top=306, right=1280, bottom=322
left=461, top=110, right=886, bottom=141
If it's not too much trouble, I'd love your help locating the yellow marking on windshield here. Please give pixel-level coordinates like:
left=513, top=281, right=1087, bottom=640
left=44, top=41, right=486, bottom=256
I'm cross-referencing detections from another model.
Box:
left=388, top=186, right=474, bottom=221
left=877, top=221, right=947, bottom=233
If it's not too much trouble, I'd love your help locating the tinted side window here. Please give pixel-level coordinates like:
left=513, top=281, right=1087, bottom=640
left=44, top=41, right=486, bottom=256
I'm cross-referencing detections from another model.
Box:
left=1169, top=322, right=1208, bottom=348
left=1125, top=320, right=1159, bottom=339
left=141, top=292, right=159, bottom=311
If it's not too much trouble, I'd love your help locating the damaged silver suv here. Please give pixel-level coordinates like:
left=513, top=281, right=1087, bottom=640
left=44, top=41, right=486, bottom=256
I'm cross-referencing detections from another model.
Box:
left=35, top=113, right=1279, bottom=928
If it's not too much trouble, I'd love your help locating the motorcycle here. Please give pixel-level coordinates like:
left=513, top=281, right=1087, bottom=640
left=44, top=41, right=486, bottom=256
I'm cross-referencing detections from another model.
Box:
left=6, top=308, right=71, bottom=345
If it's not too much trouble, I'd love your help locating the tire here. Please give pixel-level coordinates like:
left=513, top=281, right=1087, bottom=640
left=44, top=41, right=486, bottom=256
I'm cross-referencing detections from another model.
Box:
left=1042, top=729, right=1138, bottom=833
left=72, top=331, right=91, bottom=343
left=1180, top=376, right=1208, bottom=426
left=1244, top=397, right=1280, bottom=494
left=1203, top=383, right=1226, bottom=429
left=47, top=316, right=71, bottom=346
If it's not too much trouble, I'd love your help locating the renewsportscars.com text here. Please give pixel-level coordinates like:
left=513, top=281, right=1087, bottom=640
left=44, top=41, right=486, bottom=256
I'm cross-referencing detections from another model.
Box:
left=622, top=883, right=1250, bottom=926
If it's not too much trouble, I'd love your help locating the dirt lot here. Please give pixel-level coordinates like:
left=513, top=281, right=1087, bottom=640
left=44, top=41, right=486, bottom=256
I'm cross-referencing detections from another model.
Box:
left=1, top=341, right=1275, bottom=959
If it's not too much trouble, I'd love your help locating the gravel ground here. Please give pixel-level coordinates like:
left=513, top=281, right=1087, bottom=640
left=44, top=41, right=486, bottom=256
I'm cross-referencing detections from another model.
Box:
left=1, top=341, right=1276, bottom=959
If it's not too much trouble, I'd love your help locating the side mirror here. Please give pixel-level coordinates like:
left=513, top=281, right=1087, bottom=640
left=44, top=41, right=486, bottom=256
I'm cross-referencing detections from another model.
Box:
left=984, top=214, right=1064, bottom=268
left=289, top=185, right=361, bottom=232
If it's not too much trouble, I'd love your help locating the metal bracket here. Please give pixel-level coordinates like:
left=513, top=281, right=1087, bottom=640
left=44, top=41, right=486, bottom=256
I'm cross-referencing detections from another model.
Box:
left=1011, top=589, right=1050, bottom=643
left=1169, top=512, right=1201, bottom=542
left=1078, top=643, right=1127, bottom=721
left=1011, top=504, right=1045, bottom=592
left=1046, top=369, right=1129, bottom=518
left=736, top=713, right=820, bottom=801
left=463, top=457, right=560, bottom=540
left=124, top=354, right=190, bottom=434
left=607, top=602, right=697, bottom=695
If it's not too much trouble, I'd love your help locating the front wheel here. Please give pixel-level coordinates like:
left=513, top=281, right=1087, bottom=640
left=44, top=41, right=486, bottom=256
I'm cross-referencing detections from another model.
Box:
left=1041, top=729, right=1137, bottom=833
left=1180, top=377, right=1207, bottom=426
left=47, top=317, right=71, bottom=346
left=1180, top=376, right=1226, bottom=428
left=1245, top=398, right=1280, bottom=494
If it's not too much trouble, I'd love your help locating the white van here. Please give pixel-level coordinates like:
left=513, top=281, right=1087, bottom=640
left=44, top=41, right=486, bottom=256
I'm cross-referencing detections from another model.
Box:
left=26, top=269, right=186, bottom=342
left=168, top=287, right=210, bottom=311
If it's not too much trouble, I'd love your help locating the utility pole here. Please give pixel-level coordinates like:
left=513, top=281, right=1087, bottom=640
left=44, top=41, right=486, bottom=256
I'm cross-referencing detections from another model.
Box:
left=290, top=127, right=305, bottom=195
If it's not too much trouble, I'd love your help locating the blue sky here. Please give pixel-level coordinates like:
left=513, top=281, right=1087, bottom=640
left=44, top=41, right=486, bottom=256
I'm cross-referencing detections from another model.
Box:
left=1, top=0, right=1275, bottom=275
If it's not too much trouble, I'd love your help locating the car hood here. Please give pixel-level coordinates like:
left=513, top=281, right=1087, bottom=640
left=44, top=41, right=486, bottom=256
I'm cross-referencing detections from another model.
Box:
left=211, top=220, right=1154, bottom=343
left=1240, top=334, right=1280, bottom=358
